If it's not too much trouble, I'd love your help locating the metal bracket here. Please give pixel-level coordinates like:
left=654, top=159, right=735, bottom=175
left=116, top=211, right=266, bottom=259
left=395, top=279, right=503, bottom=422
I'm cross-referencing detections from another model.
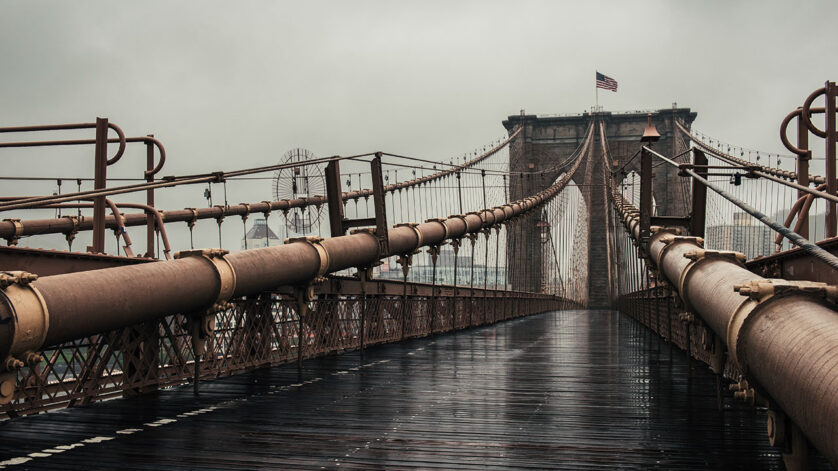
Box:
left=0, top=271, right=49, bottom=404
left=181, top=207, right=196, bottom=231
left=678, top=311, right=696, bottom=324
left=729, top=379, right=757, bottom=406
left=658, top=233, right=703, bottom=246
left=185, top=300, right=227, bottom=356
left=0, top=271, right=38, bottom=289
left=724, top=279, right=838, bottom=379
left=260, top=201, right=273, bottom=219
left=2, top=218, right=22, bottom=246
left=213, top=205, right=226, bottom=225
left=394, top=222, right=423, bottom=250
left=424, top=218, right=450, bottom=240
left=61, top=215, right=80, bottom=250
left=173, top=249, right=236, bottom=308
left=654, top=233, right=703, bottom=267
left=285, top=236, right=330, bottom=279
left=427, top=245, right=441, bottom=265
left=734, top=279, right=838, bottom=305
left=396, top=253, right=413, bottom=278
left=683, top=249, right=746, bottom=265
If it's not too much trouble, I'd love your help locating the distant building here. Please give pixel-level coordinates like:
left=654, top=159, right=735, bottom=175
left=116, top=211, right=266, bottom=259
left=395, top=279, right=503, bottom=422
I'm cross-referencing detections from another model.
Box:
left=375, top=244, right=506, bottom=287
left=705, top=211, right=772, bottom=260
left=376, top=263, right=507, bottom=288
left=242, top=218, right=280, bottom=250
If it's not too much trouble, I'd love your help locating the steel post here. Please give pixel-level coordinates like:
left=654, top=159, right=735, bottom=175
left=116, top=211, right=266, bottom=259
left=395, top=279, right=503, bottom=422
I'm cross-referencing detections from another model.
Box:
left=325, top=160, right=345, bottom=238
left=146, top=135, right=156, bottom=257
left=825, top=81, right=836, bottom=238
left=91, top=118, right=108, bottom=254
left=690, top=149, right=707, bottom=238
left=639, top=148, right=652, bottom=243
left=796, top=110, right=811, bottom=238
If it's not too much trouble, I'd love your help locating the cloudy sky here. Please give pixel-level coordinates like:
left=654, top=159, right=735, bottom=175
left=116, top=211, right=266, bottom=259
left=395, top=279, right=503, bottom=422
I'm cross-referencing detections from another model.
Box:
left=1, top=1, right=836, bottom=250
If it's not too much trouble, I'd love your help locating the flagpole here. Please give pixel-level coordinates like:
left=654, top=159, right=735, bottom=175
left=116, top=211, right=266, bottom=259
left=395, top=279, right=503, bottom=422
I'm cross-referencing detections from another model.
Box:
left=595, top=80, right=598, bottom=112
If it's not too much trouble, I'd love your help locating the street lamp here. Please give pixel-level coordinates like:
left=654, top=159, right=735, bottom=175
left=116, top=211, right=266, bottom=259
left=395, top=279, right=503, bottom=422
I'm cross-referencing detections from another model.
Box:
left=641, top=113, right=660, bottom=144
left=537, top=219, right=551, bottom=244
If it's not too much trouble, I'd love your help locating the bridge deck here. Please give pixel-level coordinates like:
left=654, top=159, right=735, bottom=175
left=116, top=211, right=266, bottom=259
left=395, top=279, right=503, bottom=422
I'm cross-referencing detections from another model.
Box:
left=0, top=310, right=826, bottom=470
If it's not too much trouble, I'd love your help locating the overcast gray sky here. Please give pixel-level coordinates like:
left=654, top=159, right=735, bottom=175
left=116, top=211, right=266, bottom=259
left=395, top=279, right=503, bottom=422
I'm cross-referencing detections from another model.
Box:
left=2, top=1, right=836, bottom=250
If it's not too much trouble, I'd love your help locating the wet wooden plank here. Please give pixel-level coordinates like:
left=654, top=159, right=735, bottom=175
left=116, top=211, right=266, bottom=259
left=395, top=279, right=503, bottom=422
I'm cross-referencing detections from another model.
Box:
left=0, top=310, right=831, bottom=470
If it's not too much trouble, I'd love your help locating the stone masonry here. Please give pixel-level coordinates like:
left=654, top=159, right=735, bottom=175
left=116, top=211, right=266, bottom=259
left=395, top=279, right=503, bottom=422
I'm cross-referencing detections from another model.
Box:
left=503, top=108, right=697, bottom=308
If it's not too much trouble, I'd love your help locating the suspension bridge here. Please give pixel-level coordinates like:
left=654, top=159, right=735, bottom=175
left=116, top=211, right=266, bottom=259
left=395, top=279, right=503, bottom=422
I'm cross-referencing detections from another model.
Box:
left=0, top=83, right=835, bottom=470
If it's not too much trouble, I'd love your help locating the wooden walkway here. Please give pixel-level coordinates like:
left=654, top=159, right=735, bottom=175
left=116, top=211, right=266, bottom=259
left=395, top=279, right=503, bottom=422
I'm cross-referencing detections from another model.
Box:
left=0, top=310, right=830, bottom=470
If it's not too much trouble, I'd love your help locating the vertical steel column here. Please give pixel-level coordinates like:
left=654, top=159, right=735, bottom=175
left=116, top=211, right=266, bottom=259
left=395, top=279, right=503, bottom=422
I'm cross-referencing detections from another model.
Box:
left=480, top=168, right=489, bottom=323
left=370, top=153, right=389, bottom=256
left=797, top=109, right=811, bottom=239
left=456, top=171, right=463, bottom=214
left=91, top=117, right=108, bottom=254
left=468, top=235, right=476, bottom=326
left=358, top=269, right=366, bottom=353
left=825, top=81, right=836, bottom=238
left=399, top=255, right=410, bottom=340
left=145, top=135, right=156, bottom=257
left=452, top=239, right=459, bottom=330
left=429, top=246, right=438, bottom=333
left=482, top=229, right=489, bottom=325
left=639, top=147, right=652, bottom=243
left=690, top=149, right=707, bottom=238
left=325, top=159, right=345, bottom=237
left=493, top=225, right=501, bottom=322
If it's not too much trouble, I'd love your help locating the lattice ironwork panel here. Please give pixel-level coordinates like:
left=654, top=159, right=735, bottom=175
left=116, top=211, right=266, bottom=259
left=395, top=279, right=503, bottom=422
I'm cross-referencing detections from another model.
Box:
left=618, top=288, right=742, bottom=381
left=1, top=283, right=566, bottom=418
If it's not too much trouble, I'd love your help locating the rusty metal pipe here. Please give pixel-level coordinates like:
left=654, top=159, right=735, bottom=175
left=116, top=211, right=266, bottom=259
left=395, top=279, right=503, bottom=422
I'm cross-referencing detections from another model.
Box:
left=613, top=188, right=838, bottom=466
left=0, top=129, right=517, bottom=215
left=738, top=296, right=838, bottom=464
left=102, top=199, right=134, bottom=257
left=678, top=121, right=827, bottom=186
left=774, top=192, right=810, bottom=247
left=780, top=106, right=822, bottom=157
left=114, top=203, right=171, bottom=259
left=774, top=185, right=826, bottom=247
left=0, top=129, right=521, bottom=236
left=754, top=169, right=838, bottom=204
left=648, top=229, right=838, bottom=465
left=0, top=122, right=592, bottom=361
left=0, top=121, right=591, bottom=413
left=14, top=201, right=172, bottom=260
left=0, top=136, right=165, bottom=178
left=34, top=257, right=219, bottom=346
left=0, top=200, right=313, bottom=239
left=320, top=233, right=380, bottom=272
left=226, top=243, right=321, bottom=297
left=0, top=121, right=127, bottom=165
left=644, top=145, right=838, bottom=270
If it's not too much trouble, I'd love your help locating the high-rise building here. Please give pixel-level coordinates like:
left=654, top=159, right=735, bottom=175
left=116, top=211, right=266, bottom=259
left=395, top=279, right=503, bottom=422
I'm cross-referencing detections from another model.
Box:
left=705, top=211, right=772, bottom=260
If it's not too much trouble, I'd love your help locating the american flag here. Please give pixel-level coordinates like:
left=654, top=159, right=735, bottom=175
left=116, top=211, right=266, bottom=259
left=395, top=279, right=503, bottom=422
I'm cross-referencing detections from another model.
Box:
left=596, top=72, right=618, bottom=92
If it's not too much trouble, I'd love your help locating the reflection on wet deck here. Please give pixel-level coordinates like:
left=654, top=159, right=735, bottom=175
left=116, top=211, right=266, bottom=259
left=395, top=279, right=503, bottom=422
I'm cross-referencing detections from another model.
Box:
left=0, top=310, right=830, bottom=470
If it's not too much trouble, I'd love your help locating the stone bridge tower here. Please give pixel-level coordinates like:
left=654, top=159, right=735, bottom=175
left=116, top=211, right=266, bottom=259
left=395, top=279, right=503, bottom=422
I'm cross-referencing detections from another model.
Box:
left=503, top=108, right=697, bottom=308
